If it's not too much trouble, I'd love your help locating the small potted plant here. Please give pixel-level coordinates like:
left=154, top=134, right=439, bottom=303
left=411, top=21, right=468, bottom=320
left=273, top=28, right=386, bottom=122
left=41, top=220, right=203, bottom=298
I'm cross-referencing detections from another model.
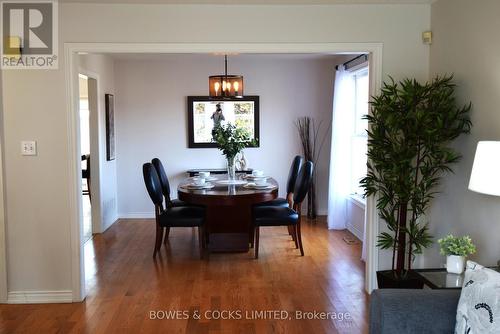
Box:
left=438, top=235, right=476, bottom=274
left=212, top=124, right=255, bottom=181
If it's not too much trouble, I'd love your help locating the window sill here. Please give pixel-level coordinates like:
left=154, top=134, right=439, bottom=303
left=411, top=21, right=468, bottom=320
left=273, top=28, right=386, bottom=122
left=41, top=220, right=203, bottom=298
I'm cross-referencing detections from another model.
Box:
left=348, top=194, right=366, bottom=209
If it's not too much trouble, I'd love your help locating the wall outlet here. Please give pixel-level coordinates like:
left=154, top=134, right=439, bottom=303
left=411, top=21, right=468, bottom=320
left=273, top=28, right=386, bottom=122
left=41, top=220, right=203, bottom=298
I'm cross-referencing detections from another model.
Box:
left=21, top=141, right=37, bottom=156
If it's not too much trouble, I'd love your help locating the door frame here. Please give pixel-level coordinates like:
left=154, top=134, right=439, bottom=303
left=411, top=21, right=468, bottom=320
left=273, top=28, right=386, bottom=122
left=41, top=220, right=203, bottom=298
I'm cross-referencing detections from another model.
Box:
left=0, top=69, right=7, bottom=303
left=64, top=42, right=383, bottom=301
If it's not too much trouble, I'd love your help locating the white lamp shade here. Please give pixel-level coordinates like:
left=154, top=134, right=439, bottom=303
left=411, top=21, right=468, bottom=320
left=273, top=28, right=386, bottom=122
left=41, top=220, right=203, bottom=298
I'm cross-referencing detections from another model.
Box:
left=468, top=141, right=500, bottom=196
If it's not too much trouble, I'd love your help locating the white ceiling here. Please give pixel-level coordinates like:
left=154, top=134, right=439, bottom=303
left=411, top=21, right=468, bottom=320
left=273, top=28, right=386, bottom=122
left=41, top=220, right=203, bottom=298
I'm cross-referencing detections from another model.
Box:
left=62, top=0, right=435, bottom=4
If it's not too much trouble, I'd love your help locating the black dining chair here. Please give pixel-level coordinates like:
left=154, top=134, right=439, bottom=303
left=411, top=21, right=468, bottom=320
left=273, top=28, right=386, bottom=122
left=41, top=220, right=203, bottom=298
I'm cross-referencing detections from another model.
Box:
left=255, top=155, right=303, bottom=208
left=252, top=161, right=314, bottom=259
left=151, top=158, right=190, bottom=208
left=143, top=163, right=206, bottom=258
left=81, top=154, right=91, bottom=201
left=254, top=155, right=303, bottom=243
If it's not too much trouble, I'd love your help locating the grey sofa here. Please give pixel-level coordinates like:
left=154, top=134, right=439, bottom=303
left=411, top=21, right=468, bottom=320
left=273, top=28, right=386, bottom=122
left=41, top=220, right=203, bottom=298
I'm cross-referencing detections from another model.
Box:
left=369, top=289, right=461, bottom=334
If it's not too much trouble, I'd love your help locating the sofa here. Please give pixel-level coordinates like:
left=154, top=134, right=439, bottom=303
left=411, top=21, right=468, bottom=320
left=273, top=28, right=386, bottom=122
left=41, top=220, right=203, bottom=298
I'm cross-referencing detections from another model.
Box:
left=369, top=289, right=461, bottom=334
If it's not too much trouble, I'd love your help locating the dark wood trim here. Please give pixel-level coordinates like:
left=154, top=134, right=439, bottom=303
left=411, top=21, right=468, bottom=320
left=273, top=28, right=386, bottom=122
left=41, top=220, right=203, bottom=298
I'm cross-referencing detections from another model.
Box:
left=187, top=96, right=260, bottom=148
left=105, top=94, right=115, bottom=161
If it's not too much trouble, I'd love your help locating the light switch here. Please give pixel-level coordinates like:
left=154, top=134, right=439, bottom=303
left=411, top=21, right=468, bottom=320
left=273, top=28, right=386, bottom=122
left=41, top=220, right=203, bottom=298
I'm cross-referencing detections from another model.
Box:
left=21, top=141, right=37, bottom=156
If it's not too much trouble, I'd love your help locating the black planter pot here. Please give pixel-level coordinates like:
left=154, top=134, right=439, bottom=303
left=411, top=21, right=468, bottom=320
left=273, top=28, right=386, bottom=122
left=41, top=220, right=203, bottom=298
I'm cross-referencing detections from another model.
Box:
left=376, top=270, right=424, bottom=289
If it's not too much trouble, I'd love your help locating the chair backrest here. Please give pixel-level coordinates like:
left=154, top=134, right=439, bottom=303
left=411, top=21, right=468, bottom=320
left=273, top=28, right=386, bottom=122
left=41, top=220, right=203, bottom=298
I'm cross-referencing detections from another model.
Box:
left=151, top=158, right=171, bottom=202
left=293, top=161, right=314, bottom=205
left=286, top=155, right=304, bottom=194
left=143, top=162, right=164, bottom=207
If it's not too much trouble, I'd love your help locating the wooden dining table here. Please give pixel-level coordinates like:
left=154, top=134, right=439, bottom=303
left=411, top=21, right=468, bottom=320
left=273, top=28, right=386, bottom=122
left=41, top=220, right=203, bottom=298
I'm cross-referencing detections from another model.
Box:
left=178, top=175, right=278, bottom=252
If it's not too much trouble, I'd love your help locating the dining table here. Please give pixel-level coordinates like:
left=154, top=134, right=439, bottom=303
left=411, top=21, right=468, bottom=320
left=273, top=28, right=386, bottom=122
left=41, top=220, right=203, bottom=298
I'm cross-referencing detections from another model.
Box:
left=177, top=174, right=278, bottom=252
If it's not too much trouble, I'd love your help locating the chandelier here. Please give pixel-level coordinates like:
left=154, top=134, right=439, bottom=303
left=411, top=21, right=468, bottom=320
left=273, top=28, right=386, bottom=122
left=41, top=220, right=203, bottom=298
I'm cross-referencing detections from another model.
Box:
left=209, top=55, right=243, bottom=98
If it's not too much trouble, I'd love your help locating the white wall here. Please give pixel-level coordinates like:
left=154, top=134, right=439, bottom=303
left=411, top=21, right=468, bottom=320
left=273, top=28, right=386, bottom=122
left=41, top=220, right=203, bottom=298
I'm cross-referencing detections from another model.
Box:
left=1, top=3, right=430, bottom=296
left=114, top=54, right=338, bottom=217
left=78, top=54, right=118, bottom=232
left=425, top=0, right=500, bottom=267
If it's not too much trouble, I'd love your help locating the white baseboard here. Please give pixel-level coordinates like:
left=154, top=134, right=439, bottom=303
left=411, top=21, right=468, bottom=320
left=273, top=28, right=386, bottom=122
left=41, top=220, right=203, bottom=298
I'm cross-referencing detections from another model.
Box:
left=347, top=221, right=363, bottom=241
left=102, top=214, right=119, bottom=231
left=8, top=290, right=73, bottom=304
left=118, top=212, right=154, bottom=219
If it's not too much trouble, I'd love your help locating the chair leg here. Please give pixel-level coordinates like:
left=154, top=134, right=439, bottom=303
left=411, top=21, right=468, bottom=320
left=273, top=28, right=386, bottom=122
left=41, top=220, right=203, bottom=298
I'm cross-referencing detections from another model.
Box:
left=254, top=226, right=260, bottom=259
left=289, top=225, right=297, bottom=242
left=163, top=227, right=170, bottom=244
left=198, top=226, right=204, bottom=259
left=153, top=224, right=163, bottom=257
left=250, top=227, right=254, bottom=248
left=87, top=176, right=91, bottom=202
left=296, top=222, right=304, bottom=256
left=292, top=225, right=299, bottom=249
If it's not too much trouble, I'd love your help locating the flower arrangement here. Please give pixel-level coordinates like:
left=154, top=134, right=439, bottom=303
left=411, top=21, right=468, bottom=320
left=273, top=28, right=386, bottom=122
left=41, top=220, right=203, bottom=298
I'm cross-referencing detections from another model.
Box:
left=438, top=235, right=476, bottom=257
left=212, top=123, right=254, bottom=159
left=212, top=124, right=256, bottom=180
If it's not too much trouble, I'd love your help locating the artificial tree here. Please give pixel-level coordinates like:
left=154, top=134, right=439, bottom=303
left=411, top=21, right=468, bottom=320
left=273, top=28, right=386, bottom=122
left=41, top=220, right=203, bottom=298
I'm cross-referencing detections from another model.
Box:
left=361, top=75, right=472, bottom=278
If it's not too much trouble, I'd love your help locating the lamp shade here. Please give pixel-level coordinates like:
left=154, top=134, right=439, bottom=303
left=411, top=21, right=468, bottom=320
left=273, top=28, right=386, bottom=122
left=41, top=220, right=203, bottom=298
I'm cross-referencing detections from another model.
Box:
left=209, top=55, right=244, bottom=98
left=468, top=141, right=500, bottom=196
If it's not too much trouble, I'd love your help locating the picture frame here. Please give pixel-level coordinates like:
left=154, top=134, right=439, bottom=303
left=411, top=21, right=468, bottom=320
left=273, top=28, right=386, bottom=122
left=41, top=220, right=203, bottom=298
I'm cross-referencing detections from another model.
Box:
left=105, top=94, right=116, bottom=161
left=187, top=96, right=260, bottom=148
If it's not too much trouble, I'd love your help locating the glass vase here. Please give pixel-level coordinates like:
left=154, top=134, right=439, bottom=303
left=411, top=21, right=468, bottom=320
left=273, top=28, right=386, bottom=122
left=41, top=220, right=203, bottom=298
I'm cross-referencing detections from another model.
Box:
left=227, top=155, right=236, bottom=181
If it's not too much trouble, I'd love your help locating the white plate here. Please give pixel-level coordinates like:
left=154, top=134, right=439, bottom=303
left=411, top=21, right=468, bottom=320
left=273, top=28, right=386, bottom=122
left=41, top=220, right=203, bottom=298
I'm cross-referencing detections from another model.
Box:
left=189, top=176, right=217, bottom=182
left=216, top=179, right=248, bottom=185
left=183, top=183, right=215, bottom=190
left=243, top=183, right=275, bottom=189
left=244, top=175, right=269, bottom=180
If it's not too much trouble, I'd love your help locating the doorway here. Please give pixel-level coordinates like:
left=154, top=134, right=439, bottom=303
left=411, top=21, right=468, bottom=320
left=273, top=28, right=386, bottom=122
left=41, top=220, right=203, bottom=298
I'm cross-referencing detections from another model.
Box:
left=78, top=74, right=100, bottom=243
left=65, top=43, right=383, bottom=301
left=79, top=74, right=92, bottom=242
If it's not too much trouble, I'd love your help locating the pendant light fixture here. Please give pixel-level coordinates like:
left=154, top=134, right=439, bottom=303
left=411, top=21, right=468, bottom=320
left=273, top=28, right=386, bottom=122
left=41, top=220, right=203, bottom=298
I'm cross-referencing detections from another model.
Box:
left=209, top=55, right=244, bottom=98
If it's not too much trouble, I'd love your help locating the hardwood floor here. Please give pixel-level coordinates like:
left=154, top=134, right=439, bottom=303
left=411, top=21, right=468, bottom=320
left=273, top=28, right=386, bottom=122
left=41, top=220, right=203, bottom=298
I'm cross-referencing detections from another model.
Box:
left=0, top=217, right=368, bottom=334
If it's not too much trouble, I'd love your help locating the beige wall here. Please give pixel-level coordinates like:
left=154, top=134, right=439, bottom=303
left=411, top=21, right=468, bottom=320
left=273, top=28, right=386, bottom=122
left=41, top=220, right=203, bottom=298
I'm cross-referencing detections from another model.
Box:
left=425, top=0, right=500, bottom=267
left=114, top=54, right=340, bottom=217
left=1, top=3, right=430, bottom=296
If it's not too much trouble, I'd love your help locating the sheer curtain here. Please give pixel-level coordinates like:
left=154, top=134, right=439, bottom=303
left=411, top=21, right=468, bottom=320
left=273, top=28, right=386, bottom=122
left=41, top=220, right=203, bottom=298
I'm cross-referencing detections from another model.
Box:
left=327, top=65, right=355, bottom=230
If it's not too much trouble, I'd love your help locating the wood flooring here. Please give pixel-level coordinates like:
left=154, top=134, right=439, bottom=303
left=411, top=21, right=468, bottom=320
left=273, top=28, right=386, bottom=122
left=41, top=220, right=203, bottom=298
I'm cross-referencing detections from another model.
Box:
left=0, top=217, right=368, bottom=334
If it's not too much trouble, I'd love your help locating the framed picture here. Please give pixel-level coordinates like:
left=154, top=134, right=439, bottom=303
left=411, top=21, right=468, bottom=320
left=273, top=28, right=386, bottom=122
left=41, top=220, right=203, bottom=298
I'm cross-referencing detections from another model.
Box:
left=105, top=94, right=115, bottom=161
left=187, top=96, right=260, bottom=148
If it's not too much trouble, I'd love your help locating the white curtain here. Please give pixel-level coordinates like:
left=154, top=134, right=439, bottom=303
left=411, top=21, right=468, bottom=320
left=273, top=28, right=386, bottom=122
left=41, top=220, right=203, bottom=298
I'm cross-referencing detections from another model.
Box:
left=327, top=65, right=355, bottom=230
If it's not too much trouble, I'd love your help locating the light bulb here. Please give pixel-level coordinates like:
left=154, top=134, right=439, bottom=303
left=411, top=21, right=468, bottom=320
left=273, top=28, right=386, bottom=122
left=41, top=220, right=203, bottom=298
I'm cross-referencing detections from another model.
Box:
left=233, top=81, right=239, bottom=92
left=214, top=82, right=220, bottom=95
left=222, top=80, right=227, bottom=91
left=226, top=82, right=231, bottom=92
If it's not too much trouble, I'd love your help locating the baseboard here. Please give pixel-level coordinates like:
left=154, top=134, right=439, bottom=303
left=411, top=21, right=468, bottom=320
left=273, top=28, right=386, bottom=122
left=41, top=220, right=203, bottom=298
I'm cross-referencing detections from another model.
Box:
left=7, top=290, right=73, bottom=304
left=102, top=214, right=119, bottom=231
left=347, top=222, right=363, bottom=241
left=118, top=212, right=154, bottom=219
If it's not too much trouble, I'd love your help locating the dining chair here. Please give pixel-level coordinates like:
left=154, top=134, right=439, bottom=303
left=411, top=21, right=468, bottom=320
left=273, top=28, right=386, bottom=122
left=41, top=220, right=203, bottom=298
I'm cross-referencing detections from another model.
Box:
left=151, top=158, right=190, bottom=208
left=81, top=154, right=91, bottom=201
left=252, top=161, right=314, bottom=259
left=143, top=163, right=206, bottom=258
left=253, top=155, right=303, bottom=244
left=255, top=155, right=303, bottom=208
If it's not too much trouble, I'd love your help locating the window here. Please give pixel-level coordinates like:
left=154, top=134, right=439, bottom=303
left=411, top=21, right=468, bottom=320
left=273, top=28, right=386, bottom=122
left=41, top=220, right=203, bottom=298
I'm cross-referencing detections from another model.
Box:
left=350, top=68, right=369, bottom=196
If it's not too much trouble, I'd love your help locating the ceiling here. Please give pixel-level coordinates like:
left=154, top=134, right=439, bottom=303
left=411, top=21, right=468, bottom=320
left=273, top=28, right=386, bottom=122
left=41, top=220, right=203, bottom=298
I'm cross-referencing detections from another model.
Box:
left=61, top=0, right=435, bottom=4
